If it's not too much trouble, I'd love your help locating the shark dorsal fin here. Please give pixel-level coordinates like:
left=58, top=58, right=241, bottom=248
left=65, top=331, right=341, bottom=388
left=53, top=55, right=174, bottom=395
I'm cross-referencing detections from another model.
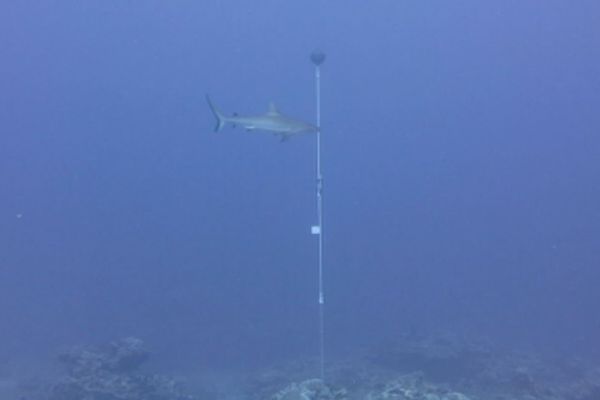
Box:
left=267, top=102, right=280, bottom=116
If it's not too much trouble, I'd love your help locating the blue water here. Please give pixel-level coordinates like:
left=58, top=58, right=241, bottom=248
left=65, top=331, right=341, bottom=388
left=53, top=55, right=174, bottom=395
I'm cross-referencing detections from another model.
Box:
left=1, top=0, right=599, bottom=372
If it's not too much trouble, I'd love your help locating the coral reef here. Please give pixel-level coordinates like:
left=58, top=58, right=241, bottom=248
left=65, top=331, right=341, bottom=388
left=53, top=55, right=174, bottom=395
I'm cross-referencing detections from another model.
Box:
left=13, top=334, right=600, bottom=400
left=23, top=337, right=197, bottom=400
left=249, top=334, right=600, bottom=400
left=272, top=379, right=347, bottom=400
left=57, top=337, right=148, bottom=377
left=368, top=334, right=491, bottom=383
left=366, top=334, right=600, bottom=400
left=365, top=372, right=472, bottom=400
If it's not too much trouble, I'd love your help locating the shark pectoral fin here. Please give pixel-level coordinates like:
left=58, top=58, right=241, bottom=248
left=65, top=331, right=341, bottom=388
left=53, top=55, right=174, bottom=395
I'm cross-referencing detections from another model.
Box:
left=245, top=126, right=255, bottom=132
left=279, top=134, right=290, bottom=143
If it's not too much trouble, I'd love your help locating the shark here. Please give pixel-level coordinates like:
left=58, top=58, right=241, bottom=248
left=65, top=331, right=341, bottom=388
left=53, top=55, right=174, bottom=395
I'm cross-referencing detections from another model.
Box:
left=206, top=95, right=318, bottom=141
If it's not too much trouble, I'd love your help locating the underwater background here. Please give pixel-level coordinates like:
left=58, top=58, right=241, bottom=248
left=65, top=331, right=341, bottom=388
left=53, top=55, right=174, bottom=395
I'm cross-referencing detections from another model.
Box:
left=1, top=1, right=599, bottom=398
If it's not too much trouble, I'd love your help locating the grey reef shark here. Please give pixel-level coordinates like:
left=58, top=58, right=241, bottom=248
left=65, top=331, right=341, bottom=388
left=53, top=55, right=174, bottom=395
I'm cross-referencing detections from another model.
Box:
left=206, top=95, right=318, bottom=141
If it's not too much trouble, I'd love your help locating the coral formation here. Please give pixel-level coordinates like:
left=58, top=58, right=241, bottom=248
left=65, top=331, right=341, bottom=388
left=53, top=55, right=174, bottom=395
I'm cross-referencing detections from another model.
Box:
left=14, top=334, right=600, bottom=400
left=368, top=334, right=491, bottom=383
left=26, top=337, right=197, bottom=400
left=365, top=334, right=600, bottom=400
left=249, top=334, right=600, bottom=400
left=365, top=372, right=472, bottom=400
left=272, top=379, right=347, bottom=400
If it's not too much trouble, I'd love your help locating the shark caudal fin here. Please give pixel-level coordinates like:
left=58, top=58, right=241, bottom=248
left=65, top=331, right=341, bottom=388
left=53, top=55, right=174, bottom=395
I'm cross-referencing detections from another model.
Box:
left=206, top=95, right=226, bottom=132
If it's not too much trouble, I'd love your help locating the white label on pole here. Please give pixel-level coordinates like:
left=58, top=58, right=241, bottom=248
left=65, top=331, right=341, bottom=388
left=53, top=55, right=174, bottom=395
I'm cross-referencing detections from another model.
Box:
left=311, top=225, right=321, bottom=235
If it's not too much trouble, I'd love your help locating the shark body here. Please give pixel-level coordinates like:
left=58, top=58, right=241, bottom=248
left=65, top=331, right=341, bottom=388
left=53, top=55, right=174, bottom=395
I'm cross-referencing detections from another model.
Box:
left=206, top=95, right=317, bottom=140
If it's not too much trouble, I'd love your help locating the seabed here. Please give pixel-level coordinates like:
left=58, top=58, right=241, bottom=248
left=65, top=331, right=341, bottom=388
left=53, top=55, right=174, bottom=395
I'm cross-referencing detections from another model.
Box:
left=3, top=335, right=600, bottom=400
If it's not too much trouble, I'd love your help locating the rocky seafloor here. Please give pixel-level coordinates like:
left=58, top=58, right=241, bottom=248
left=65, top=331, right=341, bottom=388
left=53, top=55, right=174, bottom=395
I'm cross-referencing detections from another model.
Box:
left=6, top=335, right=600, bottom=400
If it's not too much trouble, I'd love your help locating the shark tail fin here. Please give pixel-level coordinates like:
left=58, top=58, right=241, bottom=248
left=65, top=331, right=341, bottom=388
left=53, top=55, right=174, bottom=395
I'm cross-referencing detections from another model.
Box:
left=206, top=95, right=226, bottom=132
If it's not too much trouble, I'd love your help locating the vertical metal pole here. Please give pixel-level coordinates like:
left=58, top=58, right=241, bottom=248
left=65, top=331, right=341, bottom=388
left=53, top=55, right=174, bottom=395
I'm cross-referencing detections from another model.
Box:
left=310, top=49, right=326, bottom=381
left=315, top=64, right=325, bottom=381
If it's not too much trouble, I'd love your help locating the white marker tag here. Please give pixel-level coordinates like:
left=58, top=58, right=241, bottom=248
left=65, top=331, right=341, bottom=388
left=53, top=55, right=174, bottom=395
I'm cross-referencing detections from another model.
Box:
left=311, top=225, right=321, bottom=235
